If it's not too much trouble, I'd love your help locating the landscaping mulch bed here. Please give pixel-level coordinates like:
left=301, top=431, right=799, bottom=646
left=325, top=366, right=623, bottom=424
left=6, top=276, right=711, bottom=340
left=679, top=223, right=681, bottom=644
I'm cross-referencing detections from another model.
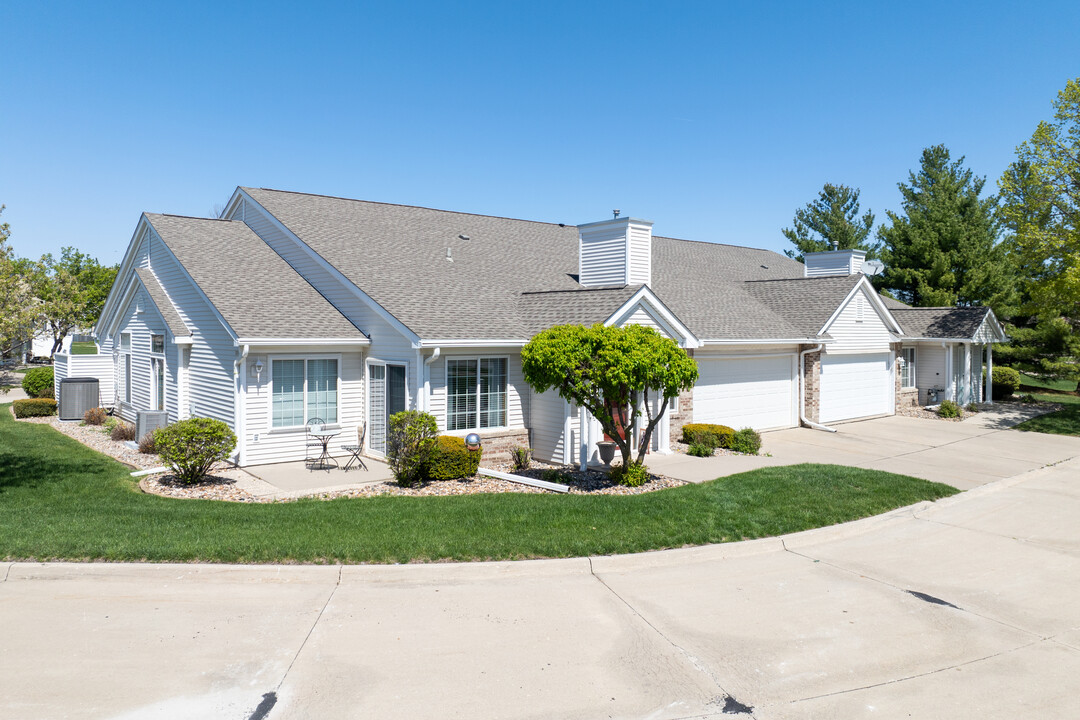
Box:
left=140, top=472, right=259, bottom=503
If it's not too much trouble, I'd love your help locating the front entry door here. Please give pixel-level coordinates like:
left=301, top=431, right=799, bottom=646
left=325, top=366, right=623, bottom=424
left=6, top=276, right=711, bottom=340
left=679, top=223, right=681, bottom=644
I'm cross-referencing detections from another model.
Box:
left=368, top=363, right=407, bottom=455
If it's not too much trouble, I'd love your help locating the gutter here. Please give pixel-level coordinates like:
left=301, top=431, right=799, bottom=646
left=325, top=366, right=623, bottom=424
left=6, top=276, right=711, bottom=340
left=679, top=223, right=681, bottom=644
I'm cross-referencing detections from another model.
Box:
left=234, top=344, right=249, bottom=465
left=422, top=347, right=441, bottom=413
left=800, top=344, right=836, bottom=433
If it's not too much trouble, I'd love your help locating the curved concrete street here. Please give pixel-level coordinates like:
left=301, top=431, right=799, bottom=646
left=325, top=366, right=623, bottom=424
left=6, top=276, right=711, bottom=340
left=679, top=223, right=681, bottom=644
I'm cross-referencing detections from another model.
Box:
left=2, top=415, right=1079, bottom=719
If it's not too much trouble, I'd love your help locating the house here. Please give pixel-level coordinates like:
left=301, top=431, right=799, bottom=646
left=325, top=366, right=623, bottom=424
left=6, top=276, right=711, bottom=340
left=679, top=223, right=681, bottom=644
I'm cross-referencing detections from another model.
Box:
left=71, top=188, right=1006, bottom=467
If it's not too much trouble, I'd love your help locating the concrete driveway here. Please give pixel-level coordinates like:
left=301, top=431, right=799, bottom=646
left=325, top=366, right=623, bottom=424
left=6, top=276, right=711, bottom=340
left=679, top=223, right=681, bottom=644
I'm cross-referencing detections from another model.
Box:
left=3, top=423, right=1080, bottom=719
left=649, top=406, right=1080, bottom=489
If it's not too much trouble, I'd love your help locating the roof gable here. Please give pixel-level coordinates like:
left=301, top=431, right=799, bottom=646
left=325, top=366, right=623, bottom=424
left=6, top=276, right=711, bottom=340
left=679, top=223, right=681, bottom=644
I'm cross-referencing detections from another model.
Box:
left=133, top=268, right=190, bottom=338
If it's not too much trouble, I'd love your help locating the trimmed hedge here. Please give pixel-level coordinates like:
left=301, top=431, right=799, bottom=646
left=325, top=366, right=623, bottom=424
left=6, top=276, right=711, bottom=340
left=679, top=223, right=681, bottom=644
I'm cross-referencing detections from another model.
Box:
left=680, top=423, right=735, bottom=448
left=425, top=435, right=482, bottom=480
left=13, top=398, right=57, bottom=418
left=21, top=367, right=55, bottom=399
left=992, top=367, right=1021, bottom=400
left=729, top=427, right=762, bottom=454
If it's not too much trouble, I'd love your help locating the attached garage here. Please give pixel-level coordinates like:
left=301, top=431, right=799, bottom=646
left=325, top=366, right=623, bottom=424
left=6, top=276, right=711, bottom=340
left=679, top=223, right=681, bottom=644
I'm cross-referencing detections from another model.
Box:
left=694, top=355, right=797, bottom=430
left=819, top=352, right=893, bottom=423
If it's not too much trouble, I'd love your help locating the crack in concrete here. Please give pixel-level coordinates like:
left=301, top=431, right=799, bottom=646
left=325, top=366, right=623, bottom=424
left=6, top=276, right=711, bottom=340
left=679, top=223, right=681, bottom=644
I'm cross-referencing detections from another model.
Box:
left=274, top=565, right=343, bottom=696
left=784, top=638, right=1044, bottom=705
left=781, top=541, right=1043, bottom=640
left=587, top=557, right=757, bottom=718
left=909, top=513, right=1077, bottom=557
left=1, top=562, right=12, bottom=583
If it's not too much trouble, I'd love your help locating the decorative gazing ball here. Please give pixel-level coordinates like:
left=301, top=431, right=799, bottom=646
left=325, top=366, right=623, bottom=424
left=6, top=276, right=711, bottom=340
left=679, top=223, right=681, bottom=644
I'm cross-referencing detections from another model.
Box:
left=465, top=433, right=481, bottom=451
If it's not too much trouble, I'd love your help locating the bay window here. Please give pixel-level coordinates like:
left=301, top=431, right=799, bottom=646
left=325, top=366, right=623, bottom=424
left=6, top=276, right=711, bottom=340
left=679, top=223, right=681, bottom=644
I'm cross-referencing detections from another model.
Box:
left=271, top=357, right=338, bottom=428
left=447, top=357, right=507, bottom=431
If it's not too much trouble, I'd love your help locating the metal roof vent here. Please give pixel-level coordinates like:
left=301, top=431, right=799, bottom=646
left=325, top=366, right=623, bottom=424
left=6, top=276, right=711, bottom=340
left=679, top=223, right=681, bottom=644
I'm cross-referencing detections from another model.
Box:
left=446, top=247, right=453, bottom=262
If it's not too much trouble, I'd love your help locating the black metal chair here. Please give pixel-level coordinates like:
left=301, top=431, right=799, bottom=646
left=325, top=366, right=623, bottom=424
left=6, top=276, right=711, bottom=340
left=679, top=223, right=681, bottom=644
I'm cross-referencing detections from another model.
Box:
left=342, top=422, right=368, bottom=471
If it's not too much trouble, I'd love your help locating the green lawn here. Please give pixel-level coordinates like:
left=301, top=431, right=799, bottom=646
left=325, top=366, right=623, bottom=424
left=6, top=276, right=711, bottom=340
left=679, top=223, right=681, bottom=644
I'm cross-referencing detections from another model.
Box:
left=1019, top=373, right=1076, bottom=393
left=1015, top=390, right=1080, bottom=437
left=0, top=405, right=958, bottom=564
left=70, top=342, right=98, bottom=355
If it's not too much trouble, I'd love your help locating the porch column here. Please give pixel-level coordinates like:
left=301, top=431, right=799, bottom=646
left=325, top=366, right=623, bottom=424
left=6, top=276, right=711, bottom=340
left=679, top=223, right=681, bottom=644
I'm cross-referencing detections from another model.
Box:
left=985, top=344, right=994, bottom=406
left=943, top=343, right=953, bottom=402
left=963, top=342, right=972, bottom=405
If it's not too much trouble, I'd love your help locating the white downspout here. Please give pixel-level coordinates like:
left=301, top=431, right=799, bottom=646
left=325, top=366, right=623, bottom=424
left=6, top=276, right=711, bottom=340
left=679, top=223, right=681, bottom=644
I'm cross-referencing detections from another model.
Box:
left=234, top=344, right=249, bottom=465
left=800, top=344, right=837, bottom=433
left=422, top=347, right=441, bottom=413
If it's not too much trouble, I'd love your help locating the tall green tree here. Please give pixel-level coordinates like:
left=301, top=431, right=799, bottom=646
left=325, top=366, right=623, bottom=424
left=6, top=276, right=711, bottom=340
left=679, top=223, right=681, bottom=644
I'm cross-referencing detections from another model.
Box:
left=0, top=206, right=41, bottom=361
left=997, top=78, right=1080, bottom=388
left=782, top=183, right=876, bottom=262
left=876, top=145, right=1015, bottom=310
left=521, top=324, right=698, bottom=470
left=36, top=248, right=118, bottom=355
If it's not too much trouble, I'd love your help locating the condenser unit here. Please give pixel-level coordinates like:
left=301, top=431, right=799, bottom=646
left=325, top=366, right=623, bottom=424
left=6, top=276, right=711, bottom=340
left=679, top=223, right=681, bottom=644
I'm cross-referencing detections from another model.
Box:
left=58, top=377, right=100, bottom=421
left=135, top=410, right=169, bottom=441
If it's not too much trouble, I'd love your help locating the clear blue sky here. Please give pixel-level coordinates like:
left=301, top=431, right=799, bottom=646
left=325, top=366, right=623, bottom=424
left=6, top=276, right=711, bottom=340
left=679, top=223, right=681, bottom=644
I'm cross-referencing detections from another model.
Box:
left=3, top=0, right=1078, bottom=265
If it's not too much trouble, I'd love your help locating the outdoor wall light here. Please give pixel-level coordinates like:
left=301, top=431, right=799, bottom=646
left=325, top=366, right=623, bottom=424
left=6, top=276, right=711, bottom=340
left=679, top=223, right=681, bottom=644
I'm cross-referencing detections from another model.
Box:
left=252, top=359, right=264, bottom=383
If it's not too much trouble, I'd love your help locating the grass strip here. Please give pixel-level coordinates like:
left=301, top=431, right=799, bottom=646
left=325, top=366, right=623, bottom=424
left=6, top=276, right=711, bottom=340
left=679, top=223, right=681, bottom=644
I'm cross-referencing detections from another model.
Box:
left=0, top=405, right=957, bottom=564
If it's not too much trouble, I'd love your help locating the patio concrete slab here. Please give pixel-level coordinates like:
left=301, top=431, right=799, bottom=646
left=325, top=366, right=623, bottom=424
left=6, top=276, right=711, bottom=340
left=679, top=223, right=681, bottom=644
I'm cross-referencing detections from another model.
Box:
left=242, top=456, right=394, bottom=498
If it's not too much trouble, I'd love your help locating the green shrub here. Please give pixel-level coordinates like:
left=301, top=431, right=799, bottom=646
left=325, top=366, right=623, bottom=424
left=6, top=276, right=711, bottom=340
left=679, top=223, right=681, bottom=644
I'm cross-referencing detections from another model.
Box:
left=510, top=446, right=532, bottom=472
left=937, top=400, right=961, bottom=418
left=728, top=427, right=762, bottom=454
left=541, top=468, right=573, bottom=485
left=12, top=398, right=57, bottom=418
left=610, top=461, right=650, bottom=487
left=687, top=442, right=714, bottom=457
left=680, top=423, right=734, bottom=448
left=991, top=367, right=1021, bottom=400
left=111, top=422, right=136, bottom=442
left=965, top=402, right=978, bottom=413
left=1018, top=393, right=1038, bottom=404
left=83, top=407, right=107, bottom=425
left=138, top=431, right=158, bottom=454
left=21, top=367, right=55, bottom=399
left=386, top=410, right=439, bottom=487
left=155, top=417, right=236, bottom=484
left=424, top=435, right=482, bottom=480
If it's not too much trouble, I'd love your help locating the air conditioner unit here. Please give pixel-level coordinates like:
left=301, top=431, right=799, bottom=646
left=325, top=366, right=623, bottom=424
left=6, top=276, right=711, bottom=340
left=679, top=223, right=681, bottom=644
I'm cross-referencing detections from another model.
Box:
left=58, top=377, right=100, bottom=421
left=136, top=410, right=169, bottom=441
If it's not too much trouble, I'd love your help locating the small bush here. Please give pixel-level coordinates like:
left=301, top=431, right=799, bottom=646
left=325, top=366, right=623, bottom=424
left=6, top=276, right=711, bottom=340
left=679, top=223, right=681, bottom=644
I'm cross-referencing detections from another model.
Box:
left=687, top=442, right=714, bottom=457
left=12, top=398, right=57, bottom=418
left=937, top=400, right=961, bottom=418
left=728, top=427, right=762, bottom=454
left=610, top=461, right=650, bottom=487
left=510, top=446, right=532, bottom=472
left=155, top=417, right=237, bottom=484
left=965, top=402, right=978, bottom=413
left=111, top=422, right=136, bottom=442
left=138, top=431, right=158, bottom=454
left=83, top=407, right=107, bottom=425
left=386, top=410, right=439, bottom=487
left=1019, top=393, right=1038, bottom=404
left=541, top=468, right=572, bottom=484
left=424, top=435, right=482, bottom=481
left=991, top=367, right=1021, bottom=400
left=21, top=367, right=55, bottom=399
left=680, top=423, right=734, bottom=448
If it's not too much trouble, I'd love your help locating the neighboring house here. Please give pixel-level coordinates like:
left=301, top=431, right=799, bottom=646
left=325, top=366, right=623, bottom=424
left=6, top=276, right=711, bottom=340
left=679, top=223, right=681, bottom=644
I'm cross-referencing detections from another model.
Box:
left=75, top=188, right=1006, bottom=467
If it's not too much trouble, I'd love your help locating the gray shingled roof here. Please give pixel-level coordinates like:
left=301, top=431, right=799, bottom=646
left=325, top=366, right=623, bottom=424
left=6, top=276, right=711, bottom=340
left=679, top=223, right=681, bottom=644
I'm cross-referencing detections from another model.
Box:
left=145, top=214, right=364, bottom=340
left=879, top=293, right=911, bottom=310
left=743, top=275, right=864, bottom=337
left=242, top=188, right=816, bottom=341
left=134, top=267, right=190, bottom=337
left=517, top=286, right=643, bottom=335
left=890, top=307, right=993, bottom=339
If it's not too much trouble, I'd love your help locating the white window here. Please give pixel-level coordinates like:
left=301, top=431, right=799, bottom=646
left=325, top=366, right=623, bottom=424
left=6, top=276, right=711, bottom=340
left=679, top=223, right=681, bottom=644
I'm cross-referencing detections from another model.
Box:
left=901, top=347, right=916, bottom=388
left=119, top=333, right=132, bottom=403
left=149, top=334, right=165, bottom=412
left=446, top=357, right=507, bottom=431
left=271, top=357, right=339, bottom=428
left=120, top=333, right=131, bottom=351
left=151, top=334, right=164, bottom=354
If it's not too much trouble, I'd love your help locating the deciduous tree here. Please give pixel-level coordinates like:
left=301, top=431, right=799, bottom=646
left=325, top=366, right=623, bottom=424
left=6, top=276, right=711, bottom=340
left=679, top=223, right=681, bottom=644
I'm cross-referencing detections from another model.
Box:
left=0, top=206, right=41, bottom=361
left=782, top=183, right=876, bottom=262
left=521, top=324, right=698, bottom=471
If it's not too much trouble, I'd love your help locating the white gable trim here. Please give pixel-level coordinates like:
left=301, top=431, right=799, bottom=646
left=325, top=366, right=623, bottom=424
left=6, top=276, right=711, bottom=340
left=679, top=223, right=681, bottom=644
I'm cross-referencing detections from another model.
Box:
left=976, top=310, right=1008, bottom=343
left=603, top=286, right=700, bottom=348
left=96, top=215, right=152, bottom=337
left=237, top=188, right=422, bottom=347
left=820, top=277, right=903, bottom=337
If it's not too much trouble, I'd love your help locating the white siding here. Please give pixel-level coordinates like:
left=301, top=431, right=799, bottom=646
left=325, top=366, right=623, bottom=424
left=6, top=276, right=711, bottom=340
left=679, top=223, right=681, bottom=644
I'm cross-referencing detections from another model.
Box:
left=579, top=225, right=627, bottom=287
left=112, top=287, right=164, bottom=418
left=915, top=343, right=947, bottom=404
left=627, top=222, right=652, bottom=285
left=531, top=389, right=567, bottom=463
left=823, top=286, right=894, bottom=354
left=241, top=349, right=365, bottom=466
left=53, top=353, right=114, bottom=408
left=623, top=306, right=670, bottom=338
left=804, top=250, right=864, bottom=277
left=427, top=349, right=529, bottom=433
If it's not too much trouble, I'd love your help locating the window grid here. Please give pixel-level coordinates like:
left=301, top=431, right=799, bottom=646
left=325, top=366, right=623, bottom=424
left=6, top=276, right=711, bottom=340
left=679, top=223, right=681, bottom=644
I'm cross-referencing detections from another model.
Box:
left=901, top=348, right=916, bottom=388
left=271, top=358, right=339, bottom=428
left=447, top=358, right=507, bottom=432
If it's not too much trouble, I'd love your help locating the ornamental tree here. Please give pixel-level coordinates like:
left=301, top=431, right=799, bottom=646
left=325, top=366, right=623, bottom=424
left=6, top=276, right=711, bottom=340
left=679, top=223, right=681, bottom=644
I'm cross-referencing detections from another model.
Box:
left=521, top=324, right=698, bottom=470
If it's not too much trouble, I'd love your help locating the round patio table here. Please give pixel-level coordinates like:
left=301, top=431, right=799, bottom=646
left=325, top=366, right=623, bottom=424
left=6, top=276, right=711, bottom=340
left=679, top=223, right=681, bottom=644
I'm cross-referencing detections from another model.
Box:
left=307, top=427, right=341, bottom=470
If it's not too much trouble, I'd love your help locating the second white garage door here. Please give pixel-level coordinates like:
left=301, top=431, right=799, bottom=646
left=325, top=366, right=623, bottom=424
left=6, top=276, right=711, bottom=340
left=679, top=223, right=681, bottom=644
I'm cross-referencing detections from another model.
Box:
left=694, top=355, right=797, bottom=430
left=819, top=352, right=893, bottom=423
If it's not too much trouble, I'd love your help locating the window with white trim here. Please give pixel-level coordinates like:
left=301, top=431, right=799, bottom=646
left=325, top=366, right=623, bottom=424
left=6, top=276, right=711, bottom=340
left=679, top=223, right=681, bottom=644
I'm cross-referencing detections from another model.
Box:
left=271, top=357, right=338, bottom=428
left=446, top=357, right=507, bottom=431
left=150, top=334, right=165, bottom=412
left=119, top=332, right=132, bottom=404
left=901, top=347, right=916, bottom=388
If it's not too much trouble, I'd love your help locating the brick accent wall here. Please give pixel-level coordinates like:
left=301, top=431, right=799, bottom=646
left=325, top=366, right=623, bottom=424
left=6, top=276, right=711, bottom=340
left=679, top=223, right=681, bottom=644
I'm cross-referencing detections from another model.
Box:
left=800, top=345, right=821, bottom=425
left=668, top=387, right=694, bottom=443
left=475, top=428, right=531, bottom=467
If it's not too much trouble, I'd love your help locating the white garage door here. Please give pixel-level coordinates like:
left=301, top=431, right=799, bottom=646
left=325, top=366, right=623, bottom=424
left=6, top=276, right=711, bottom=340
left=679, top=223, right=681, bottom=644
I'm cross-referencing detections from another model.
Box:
left=820, top=353, right=892, bottom=423
left=694, top=355, right=796, bottom=430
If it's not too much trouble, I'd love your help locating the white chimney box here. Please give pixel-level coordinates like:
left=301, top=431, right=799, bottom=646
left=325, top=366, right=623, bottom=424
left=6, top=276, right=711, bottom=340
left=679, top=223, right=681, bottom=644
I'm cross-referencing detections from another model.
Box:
left=803, top=249, right=866, bottom=277
left=578, top=217, right=653, bottom=287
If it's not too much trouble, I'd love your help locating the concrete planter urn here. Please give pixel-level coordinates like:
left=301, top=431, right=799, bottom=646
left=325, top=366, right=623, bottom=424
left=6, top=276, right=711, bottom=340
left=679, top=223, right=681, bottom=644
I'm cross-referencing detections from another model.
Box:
left=596, top=441, right=617, bottom=465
